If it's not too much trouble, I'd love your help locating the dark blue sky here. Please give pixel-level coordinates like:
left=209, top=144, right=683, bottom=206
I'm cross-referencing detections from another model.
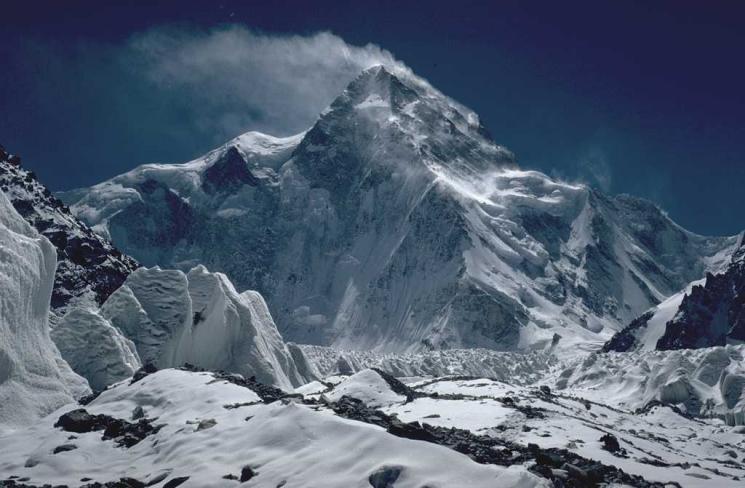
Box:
left=2, top=0, right=743, bottom=236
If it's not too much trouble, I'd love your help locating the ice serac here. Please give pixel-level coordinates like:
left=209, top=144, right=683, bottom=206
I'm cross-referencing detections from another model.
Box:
left=51, top=308, right=141, bottom=391
left=0, top=191, right=89, bottom=430
left=100, top=266, right=313, bottom=389
left=555, top=345, right=745, bottom=425
left=0, top=145, right=137, bottom=313
left=62, top=66, right=737, bottom=354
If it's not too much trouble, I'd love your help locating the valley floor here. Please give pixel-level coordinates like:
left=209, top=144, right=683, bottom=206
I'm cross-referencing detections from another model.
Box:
left=2, top=346, right=745, bottom=488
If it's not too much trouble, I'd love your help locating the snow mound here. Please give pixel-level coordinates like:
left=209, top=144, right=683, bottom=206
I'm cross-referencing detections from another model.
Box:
left=51, top=308, right=141, bottom=391
left=325, top=369, right=406, bottom=407
left=0, top=191, right=89, bottom=431
left=0, top=369, right=548, bottom=488
left=554, top=345, right=745, bottom=424
left=101, top=265, right=314, bottom=389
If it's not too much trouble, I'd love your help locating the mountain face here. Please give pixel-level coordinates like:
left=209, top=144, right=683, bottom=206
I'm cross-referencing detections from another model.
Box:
left=0, top=191, right=89, bottom=430
left=0, top=146, right=138, bottom=313
left=606, top=236, right=745, bottom=352
left=61, top=66, right=738, bottom=354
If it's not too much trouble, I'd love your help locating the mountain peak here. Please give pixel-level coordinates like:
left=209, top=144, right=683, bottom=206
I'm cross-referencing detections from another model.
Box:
left=202, top=146, right=259, bottom=194
left=330, top=63, right=419, bottom=114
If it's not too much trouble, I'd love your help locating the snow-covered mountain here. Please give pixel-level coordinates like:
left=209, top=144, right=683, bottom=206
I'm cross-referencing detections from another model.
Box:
left=605, top=236, right=745, bottom=352
left=62, top=66, right=739, bottom=354
left=0, top=191, right=89, bottom=431
left=0, top=146, right=138, bottom=314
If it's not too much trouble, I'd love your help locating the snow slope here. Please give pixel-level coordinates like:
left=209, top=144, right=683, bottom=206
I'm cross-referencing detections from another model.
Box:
left=0, top=369, right=548, bottom=488
left=0, top=191, right=89, bottom=431
left=100, top=265, right=315, bottom=389
left=61, top=66, right=738, bottom=355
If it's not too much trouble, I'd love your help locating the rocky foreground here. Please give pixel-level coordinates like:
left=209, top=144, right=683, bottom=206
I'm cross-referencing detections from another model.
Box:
left=1, top=365, right=744, bottom=487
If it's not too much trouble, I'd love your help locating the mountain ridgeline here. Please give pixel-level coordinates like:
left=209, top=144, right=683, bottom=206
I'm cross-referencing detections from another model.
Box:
left=60, top=66, right=740, bottom=354
left=0, top=146, right=138, bottom=313
left=605, top=237, right=745, bottom=352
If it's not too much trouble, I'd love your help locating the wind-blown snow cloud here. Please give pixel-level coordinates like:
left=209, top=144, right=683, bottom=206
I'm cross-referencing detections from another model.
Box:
left=127, top=26, right=405, bottom=138
left=7, top=27, right=408, bottom=186
left=576, top=146, right=613, bottom=191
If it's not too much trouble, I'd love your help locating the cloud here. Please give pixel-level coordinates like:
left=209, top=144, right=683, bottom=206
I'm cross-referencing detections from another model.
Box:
left=126, top=26, right=406, bottom=139
left=4, top=27, right=409, bottom=188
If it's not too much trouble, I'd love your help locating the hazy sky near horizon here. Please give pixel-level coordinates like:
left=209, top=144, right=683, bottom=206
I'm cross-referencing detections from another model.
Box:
left=2, top=0, right=743, bottom=236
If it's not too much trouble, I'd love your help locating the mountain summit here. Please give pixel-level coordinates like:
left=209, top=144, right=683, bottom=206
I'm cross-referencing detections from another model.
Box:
left=61, top=67, right=738, bottom=354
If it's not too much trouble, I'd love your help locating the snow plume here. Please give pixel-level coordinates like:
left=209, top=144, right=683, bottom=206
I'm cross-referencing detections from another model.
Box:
left=129, top=26, right=407, bottom=137
left=577, top=145, right=613, bottom=191
left=10, top=27, right=409, bottom=186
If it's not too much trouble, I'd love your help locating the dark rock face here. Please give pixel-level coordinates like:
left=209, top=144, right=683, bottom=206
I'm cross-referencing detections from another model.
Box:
left=602, top=311, right=655, bottom=352
left=202, top=147, right=259, bottom=194
left=54, top=409, right=161, bottom=448
left=0, top=145, right=137, bottom=310
left=656, top=245, right=745, bottom=349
